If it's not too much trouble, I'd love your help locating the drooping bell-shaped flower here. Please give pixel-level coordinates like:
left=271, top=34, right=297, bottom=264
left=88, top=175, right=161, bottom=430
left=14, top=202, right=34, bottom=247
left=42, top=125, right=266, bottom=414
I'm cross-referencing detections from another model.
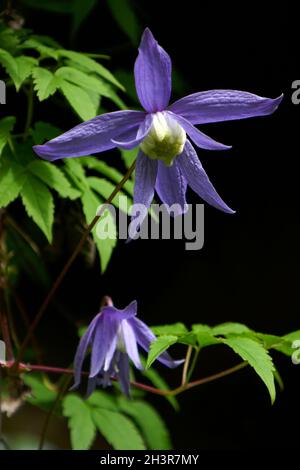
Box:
left=72, top=299, right=182, bottom=396
left=34, top=28, right=283, bottom=221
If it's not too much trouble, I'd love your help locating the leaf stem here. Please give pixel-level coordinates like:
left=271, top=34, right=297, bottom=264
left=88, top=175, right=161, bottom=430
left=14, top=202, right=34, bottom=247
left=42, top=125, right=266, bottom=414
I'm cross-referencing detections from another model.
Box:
left=13, top=160, right=137, bottom=370
left=186, top=347, right=200, bottom=382
left=181, top=345, right=193, bottom=386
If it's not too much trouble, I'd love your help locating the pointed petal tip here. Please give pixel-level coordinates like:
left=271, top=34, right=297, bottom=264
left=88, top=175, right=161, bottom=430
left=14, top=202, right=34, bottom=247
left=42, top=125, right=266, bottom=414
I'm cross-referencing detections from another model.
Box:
left=32, top=144, right=58, bottom=161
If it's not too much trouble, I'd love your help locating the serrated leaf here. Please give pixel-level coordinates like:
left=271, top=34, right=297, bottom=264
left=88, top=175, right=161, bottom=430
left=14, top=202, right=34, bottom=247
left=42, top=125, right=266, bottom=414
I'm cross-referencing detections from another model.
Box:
left=92, top=408, right=145, bottom=450
left=212, top=322, right=251, bottom=336
left=21, top=38, right=58, bottom=60
left=63, top=394, right=96, bottom=450
left=192, top=324, right=219, bottom=348
left=151, top=323, right=188, bottom=337
left=0, top=157, right=26, bottom=208
left=55, top=66, right=124, bottom=108
left=59, top=80, right=98, bottom=120
left=0, top=48, right=19, bottom=88
left=0, top=28, right=20, bottom=54
left=20, top=174, right=54, bottom=242
left=58, top=49, right=124, bottom=91
left=28, top=160, right=80, bottom=199
left=118, top=398, right=172, bottom=450
left=14, top=56, right=38, bottom=90
left=81, top=189, right=117, bottom=272
left=223, top=336, right=276, bottom=403
left=146, top=335, right=178, bottom=369
left=31, top=121, right=61, bottom=145
left=80, top=157, right=134, bottom=196
left=0, top=116, right=15, bottom=156
left=64, top=158, right=88, bottom=190
left=87, top=390, right=118, bottom=412
left=87, top=176, right=132, bottom=213
left=32, top=67, right=60, bottom=101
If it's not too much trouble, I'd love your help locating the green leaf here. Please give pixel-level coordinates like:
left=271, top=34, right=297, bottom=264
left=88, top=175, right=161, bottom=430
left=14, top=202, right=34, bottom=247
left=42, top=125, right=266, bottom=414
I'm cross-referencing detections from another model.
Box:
left=81, top=189, right=117, bottom=272
left=0, top=157, right=26, bottom=208
left=87, top=390, right=118, bottom=412
left=31, top=121, right=61, bottom=145
left=223, top=336, right=276, bottom=403
left=59, top=80, right=98, bottom=120
left=0, top=48, right=19, bottom=88
left=92, top=408, right=145, bottom=450
left=21, top=38, right=58, bottom=60
left=64, top=158, right=88, bottom=190
left=14, top=56, right=38, bottom=90
left=28, top=160, right=80, bottom=199
left=192, top=324, right=220, bottom=348
left=80, top=157, right=134, bottom=196
left=20, top=174, right=54, bottom=242
left=63, top=394, right=96, bottom=450
left=58, top=49, right=124, bottom=91
left=212, top=322, right=251, bottom=336
left=106, top=0, right=141, bottom=45
left=0, top=28, right=20, bottom=54
left=118, top=398, right=172, bottom=450
left=151, top=323, right=188, bottom=337
left=23, top=374, right=57, bottom=409
left=0, top=116, right=15, bottom=156
left=32, top=67, right=60, bottom=101
left=55, top=66, right=123, bottom=108
left=87, top=177, right=132, bottom=213
left=146, top=335, right=178, bottom=369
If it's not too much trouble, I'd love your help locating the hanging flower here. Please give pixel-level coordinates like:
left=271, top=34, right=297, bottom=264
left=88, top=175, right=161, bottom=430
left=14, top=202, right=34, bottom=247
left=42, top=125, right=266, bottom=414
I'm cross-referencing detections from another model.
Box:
left=73, top=298, right=182, bottom=396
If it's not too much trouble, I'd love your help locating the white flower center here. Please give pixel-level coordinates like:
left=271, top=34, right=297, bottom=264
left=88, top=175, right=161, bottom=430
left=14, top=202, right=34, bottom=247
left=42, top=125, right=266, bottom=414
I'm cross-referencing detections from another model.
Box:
left=140, top=112, right=186, bottom=166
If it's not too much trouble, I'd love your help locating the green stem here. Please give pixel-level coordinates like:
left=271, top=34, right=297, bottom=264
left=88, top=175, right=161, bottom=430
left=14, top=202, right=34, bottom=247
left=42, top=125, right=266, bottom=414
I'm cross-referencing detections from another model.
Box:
left=186, top=347, right=200, bottom=382
left=181, top=345, right=193, bottom=386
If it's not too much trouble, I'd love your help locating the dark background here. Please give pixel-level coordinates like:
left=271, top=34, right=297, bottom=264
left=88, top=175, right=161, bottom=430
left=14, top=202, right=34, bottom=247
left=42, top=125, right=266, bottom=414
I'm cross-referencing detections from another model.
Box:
left=3, top=0, right=300, bottom=450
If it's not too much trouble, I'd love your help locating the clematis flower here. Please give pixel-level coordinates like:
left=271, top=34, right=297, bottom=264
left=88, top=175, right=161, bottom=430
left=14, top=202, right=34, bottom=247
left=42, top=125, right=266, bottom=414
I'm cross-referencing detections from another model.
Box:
left=72, top=298, right=182, bottom=396
left=34, top=28, right=282, bottom=219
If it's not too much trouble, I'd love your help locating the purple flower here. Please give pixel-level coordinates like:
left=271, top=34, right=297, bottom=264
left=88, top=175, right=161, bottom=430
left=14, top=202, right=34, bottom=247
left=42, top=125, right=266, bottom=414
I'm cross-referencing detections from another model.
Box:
left=73, top=299, right=182, bottom=396
left=33, top=28, right=282, bottom=218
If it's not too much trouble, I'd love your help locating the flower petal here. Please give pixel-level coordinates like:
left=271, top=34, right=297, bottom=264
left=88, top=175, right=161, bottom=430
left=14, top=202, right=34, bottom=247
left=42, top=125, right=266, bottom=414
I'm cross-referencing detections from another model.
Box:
left=169, top=112, right=231, bottom=151
left=134, top=28, right=172, bottom=112
left=177, top=140, right=235, bottom=214
left=72, top=314, right=100, bottom=388
left=90, top=312, right=118, bottom=378
left=129, top=317, right=183, bottom=369
left=130, top=152, right=158, bottom=238
left=117, top=352, right=131, bottom=397
left=168, top=90, right=283, bottom=125
left=155, top=160, right=188, bottom=216
left=121, top=320, right=143, bottom=370
left=111, top=114, right=153, bottom=150
left=33, top=110, right=145, bottom=161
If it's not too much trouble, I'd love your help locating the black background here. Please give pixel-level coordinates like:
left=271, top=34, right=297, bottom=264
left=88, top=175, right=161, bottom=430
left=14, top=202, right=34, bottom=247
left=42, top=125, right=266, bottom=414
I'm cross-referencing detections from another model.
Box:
left=3, top=0, right=300, bottom=450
